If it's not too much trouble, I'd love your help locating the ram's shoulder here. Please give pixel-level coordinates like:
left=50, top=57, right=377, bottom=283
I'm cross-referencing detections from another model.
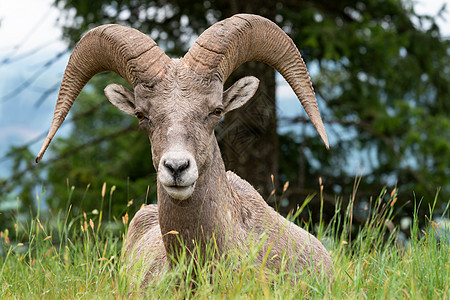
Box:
left=126, top=204, right=159, bottom=245
left=226, top=171, right=269, bottom=209
left=130, top=204, right=158, bottom=227
left=227, top=171, right=256, bottom=196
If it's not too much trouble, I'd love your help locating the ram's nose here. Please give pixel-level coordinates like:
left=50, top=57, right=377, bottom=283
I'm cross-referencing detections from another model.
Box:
left=163, top=158, right=190, bottom=178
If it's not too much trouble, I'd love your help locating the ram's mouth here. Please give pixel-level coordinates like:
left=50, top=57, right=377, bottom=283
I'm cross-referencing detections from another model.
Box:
left=162, top=182, right=196, bottom=200
left=164, top=182, right=195, bottom=190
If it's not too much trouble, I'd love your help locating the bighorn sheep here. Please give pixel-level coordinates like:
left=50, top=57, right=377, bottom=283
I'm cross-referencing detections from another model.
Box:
left=36, top=14, right=333, bottom=284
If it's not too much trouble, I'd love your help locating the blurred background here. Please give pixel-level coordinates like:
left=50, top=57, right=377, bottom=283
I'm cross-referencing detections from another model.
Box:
left=0, top=0, right=449, bottom=240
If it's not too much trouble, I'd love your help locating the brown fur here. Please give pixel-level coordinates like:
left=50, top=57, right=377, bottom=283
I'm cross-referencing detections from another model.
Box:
left=119, top=63, right=333, bottom=286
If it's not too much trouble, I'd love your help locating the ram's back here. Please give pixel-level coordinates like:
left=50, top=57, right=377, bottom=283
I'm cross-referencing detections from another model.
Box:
left=227, top=171, right=333, bottom=279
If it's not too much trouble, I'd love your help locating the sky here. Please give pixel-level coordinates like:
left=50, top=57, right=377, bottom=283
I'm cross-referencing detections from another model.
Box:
left=0, top=0, right=449, bottom=177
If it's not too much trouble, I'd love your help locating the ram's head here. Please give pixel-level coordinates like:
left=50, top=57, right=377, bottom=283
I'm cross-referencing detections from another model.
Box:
left=36, top=14, right=328, bottom=201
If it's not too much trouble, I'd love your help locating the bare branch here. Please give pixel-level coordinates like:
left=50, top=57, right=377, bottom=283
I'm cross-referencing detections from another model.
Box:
left=0, top=125, right=136, bottom=190
left=0, top=49, right=69, bottom=103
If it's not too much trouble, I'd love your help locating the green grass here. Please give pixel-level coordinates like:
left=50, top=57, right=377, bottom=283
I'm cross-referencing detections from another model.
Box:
left=0, top=185, right=449, bottom=299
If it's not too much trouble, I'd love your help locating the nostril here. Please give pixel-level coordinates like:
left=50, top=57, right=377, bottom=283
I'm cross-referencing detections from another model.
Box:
left=164, top=160, right=175, bottom=173
left=179, top=160, right=189, bottom=171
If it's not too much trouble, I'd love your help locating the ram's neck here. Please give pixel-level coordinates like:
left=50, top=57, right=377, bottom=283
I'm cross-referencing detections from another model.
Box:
left=157, top=140, right=242, bottom=258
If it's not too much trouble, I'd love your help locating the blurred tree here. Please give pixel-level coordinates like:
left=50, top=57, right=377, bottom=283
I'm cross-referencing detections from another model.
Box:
left=8, top=0, right=446, bottom=224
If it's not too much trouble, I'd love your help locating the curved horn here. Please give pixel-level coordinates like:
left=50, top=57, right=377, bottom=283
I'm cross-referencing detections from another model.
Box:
left=36, top=25, right=170, bottom=163
left=183, top=14, right=329, bottom=149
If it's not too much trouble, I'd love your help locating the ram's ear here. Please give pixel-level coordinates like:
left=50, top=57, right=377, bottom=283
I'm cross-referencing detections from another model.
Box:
left=104, top=84, right=136, bottom=115
left=223, top=76, right=260, bottom=113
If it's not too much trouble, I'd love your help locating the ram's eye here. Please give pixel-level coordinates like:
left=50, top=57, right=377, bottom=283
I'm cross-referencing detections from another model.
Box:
left=213, top=108, right=223, bottom=117
left=136, top=112, right=145, bottom=121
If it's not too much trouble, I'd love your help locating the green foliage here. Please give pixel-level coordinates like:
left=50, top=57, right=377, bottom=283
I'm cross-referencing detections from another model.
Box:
left=275, top=0, right=450, bottom=211
left=1, top=184, right=448, bottom=298
left=0, top=206, right=126, bottom=297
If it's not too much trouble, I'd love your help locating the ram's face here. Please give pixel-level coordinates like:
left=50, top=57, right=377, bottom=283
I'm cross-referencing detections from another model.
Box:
left=105, top=60, right=259, bottom=201
left=136, top=68, right=224, bottom=201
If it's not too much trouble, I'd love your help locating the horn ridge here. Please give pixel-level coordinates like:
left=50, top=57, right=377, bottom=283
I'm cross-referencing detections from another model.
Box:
left=183, top=14, right=329, bottom=149
left=36, top=25, right=169, bottom=163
